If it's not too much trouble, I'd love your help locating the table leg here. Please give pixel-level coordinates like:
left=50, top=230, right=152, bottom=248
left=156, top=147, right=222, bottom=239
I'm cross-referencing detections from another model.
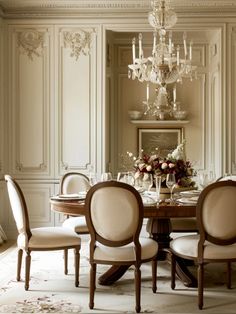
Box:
left=98, top=265, right=130, bottom=286
left=147, top=218, right=197, bottom=288
left=98, top=218, right=197, bottom=287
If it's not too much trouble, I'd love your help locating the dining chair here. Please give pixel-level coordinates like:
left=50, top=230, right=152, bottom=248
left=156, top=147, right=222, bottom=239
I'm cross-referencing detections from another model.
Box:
left=216, top=175, right=236, bottom=181
left=85, top=181, right=158, bottom=313
left=5, top=175, right=81, bottom=290
left=170, top=180, right=236, bottom=309
left=60, top=172, right=91, bottom=274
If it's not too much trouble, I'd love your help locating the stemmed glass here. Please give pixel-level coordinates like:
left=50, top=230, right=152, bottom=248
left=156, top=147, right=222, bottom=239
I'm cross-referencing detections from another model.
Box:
left=89, top=172, right=98, bottom=186
left=142, top=173, right=153, bottom=192
left=166, top=173, right=176, bottom=203
left=101, top=172, right=113, bottom=182
left=117, top=172, right=135, bottom=186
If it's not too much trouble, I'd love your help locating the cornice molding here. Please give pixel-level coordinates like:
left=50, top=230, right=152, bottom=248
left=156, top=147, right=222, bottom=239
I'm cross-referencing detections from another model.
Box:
left=1, top=1, right=236, bottom=17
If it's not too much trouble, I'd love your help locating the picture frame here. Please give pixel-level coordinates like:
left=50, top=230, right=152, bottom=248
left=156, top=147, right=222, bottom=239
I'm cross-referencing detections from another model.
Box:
left=138, top=128, right=183, bottom=158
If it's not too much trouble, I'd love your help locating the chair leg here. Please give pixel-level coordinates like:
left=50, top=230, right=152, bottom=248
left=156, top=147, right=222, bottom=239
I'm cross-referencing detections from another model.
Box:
left=135, top=265, right=141, bottom=313
left=74, top=246, right=80, bottom=287
left=171, top=253, right=176, bottom=290
left=25, top=251, right=31, bottom=291
left=227, top=262, right=231, bottom=289
left=198, top=263, right=204, bottom=310
left=17, top=249, right=23, bottom=281
left=64, top=249, right=68, bottom=275
left=89, top=263, right=96, bottom=309
left=152, top=258, right=157, bottom=293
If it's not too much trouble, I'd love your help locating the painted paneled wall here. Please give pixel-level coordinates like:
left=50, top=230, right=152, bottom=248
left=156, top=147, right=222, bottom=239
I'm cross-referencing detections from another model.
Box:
left=1, top=22, right=102, bottom=238
left=0, top=13, right=235, bottom=239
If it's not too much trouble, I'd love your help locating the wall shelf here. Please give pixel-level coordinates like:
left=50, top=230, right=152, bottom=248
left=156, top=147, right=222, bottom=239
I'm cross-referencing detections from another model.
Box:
left=130, top=120, right=190, bottom=126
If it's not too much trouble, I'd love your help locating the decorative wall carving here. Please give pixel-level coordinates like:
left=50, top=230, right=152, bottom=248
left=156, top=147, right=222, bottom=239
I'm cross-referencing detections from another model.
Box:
left=63, top=30, right=94, bottom=60
left=17, top=29, right=44, bottom=60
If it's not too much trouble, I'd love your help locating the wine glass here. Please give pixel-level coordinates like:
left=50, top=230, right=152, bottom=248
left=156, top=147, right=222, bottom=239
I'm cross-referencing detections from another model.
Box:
left=166, top=173, right=176, bottom=202
left=89, top=172, right=98, bottom=186
left=101, top=172, right=113, bottom=182
left=117, top=172, right=135, bottom=186
left=155, top=175, right=162, bottom=205
left=142, top=173, right=153, bottom=192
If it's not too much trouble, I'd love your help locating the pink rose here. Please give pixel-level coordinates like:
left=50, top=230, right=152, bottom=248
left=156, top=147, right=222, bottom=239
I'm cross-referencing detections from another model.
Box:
left=169, top=163, right=175, bottom=168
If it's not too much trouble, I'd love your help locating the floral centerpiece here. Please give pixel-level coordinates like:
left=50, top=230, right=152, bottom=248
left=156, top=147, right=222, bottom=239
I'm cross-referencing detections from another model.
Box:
left=127, top=140, right=195, bottom=188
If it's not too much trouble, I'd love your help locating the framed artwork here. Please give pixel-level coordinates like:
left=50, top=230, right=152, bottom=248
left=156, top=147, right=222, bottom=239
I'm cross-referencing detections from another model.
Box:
left=138, top=128, right=183, bottom=157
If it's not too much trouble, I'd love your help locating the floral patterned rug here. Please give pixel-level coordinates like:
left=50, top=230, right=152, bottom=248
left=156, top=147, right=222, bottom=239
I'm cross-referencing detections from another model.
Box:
left=1, top=235, right=236, bottom=313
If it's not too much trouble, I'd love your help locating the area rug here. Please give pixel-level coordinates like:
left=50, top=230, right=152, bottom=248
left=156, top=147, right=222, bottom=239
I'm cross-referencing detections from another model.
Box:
left=0, top=235, right=236, bottom=313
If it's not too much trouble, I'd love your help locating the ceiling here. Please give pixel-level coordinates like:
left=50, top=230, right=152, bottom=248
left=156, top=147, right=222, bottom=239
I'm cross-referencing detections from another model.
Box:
left=1, top=0, right=236, bottom=18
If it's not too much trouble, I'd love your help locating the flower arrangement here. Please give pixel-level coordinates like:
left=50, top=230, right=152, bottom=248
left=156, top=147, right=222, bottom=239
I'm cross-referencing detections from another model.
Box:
left=127, top=140, right=195, bottom=187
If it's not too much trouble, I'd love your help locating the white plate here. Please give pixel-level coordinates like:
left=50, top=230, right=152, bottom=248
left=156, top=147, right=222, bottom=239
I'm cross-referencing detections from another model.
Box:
left=52, top=193, right=86, bottom=201
left=177, top=197, right=198, bottom=204
left=143, top=191, right=157, bottom=197
left=142, top=196, right=157, bottom=206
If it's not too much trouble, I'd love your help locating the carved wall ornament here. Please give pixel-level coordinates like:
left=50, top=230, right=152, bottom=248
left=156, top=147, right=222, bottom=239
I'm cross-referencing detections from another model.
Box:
left=63, top=30, right=94, bottom=61
left=17, top=29, right=44, bottom=60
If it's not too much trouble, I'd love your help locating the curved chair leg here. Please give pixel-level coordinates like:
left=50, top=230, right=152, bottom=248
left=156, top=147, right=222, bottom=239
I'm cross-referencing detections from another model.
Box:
left=74, top=246, right=80, bottom=287
left=17, top=249, right=23, bottom=281
left=198, top=263, right=204, bottom=310
left=152, top=258, right=157, bottom=293
left=135, top=265, right=141, bottom=313
left=64, top=249, right=68, bottom=275
left=25, top=251, right=31, bottom=291
left=171, top=253, right=176, bottom=290
left=89, top=263, right=96, bottom=309
left=227, top=262, right=231, bottom=289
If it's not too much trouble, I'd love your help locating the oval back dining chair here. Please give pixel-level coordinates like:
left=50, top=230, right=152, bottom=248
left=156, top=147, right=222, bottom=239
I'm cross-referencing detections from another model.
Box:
left=5, top=175, right=81, bottom=290
left=85, top=181, right=158, bottom=313
left=216, top=175, right=236, bottom=181
left=170, top=180, right=236, bottom=309
left=60, top=172, right=91, bottom=274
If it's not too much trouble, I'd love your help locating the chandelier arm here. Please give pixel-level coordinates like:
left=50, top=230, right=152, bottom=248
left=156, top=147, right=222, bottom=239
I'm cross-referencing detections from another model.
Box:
left=128, top=0, right=197, bottom=119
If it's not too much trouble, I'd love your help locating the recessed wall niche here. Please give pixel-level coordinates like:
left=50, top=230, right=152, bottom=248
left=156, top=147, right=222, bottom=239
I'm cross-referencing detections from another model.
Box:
left=106, top=29, right=221, bottom=176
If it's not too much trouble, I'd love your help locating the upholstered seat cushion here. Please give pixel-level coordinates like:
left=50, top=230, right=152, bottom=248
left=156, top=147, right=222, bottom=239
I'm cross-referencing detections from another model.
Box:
left=17, top=227, right=81, bottom=250
left=62, top=216, right=89, bottom=233
left=170, top=234, right=236, bottom=260
left=93, top=237, right=158, bottom=262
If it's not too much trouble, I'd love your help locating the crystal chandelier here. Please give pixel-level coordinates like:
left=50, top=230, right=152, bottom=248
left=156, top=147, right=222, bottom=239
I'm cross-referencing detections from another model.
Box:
left=128, top=0, right=197, bottom=119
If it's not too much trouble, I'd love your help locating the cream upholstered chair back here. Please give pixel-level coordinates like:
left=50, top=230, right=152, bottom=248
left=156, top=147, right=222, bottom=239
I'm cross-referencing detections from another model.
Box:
left=85, top=181, right=143, bottom=245
left=197, top=180, right=236, bottom=243
left=60, top=172, right=90, bottom=194
left=216, top=175, right=236, bottom=182
left=5, top=175, right=31, bottom=239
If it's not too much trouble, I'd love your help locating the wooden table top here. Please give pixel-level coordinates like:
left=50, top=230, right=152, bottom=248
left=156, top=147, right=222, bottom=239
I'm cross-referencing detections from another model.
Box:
left=50, top=199, right=196, bottom=219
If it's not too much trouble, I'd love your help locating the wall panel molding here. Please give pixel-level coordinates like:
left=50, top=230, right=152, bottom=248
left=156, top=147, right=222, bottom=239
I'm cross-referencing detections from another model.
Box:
left=56, top=26, right=98, bottom=175
left=9, top=26, right=53, bottom=178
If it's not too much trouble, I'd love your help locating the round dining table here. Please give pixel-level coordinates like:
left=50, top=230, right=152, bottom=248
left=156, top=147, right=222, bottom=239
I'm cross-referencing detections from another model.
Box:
left=50, top=198, right=197, bottom=287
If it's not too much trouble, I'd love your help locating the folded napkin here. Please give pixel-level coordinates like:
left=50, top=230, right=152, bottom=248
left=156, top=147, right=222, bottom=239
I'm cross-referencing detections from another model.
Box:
left=177, top=196, right=198, bottom=204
